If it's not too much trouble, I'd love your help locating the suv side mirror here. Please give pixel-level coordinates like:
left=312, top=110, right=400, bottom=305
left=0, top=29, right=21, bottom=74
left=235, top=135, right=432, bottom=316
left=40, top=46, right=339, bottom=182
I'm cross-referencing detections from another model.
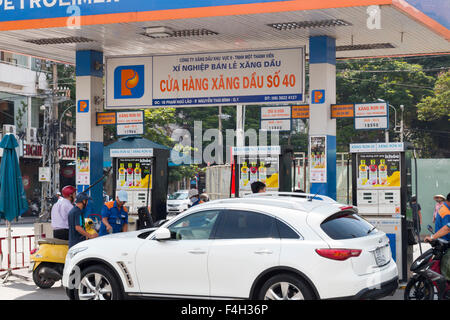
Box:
left=154, top=227, right=171, bottom=241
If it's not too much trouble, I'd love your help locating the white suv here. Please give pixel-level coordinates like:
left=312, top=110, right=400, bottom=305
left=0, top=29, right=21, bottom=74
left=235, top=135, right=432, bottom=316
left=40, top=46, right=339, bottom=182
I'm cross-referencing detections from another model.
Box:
left=62, top=193, right=398, bottom=300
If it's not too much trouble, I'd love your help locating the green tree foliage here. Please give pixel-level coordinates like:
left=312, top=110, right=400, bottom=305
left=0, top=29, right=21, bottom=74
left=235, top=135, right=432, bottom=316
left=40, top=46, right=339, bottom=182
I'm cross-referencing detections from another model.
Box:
left=417, top=71, right=449, bottom=121
left=335, top=58, right=449, bottom=155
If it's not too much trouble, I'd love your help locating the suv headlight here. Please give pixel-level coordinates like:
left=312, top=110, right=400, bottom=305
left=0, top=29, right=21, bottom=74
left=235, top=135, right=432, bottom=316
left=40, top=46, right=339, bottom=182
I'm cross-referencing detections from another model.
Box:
left=68, top=247, right=88, bottom=259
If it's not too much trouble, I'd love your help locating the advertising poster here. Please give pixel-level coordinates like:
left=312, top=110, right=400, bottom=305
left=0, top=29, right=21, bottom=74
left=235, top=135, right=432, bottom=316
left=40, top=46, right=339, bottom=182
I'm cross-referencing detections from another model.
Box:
left=116, top=158, right=152, bottom=191
left=76, top=142, right=90, bottom=185
left=238, top=155, right=279, bottom=191
left=309, top=136, right=327, bottom=183
left=356, top=153, right=401, bottom=188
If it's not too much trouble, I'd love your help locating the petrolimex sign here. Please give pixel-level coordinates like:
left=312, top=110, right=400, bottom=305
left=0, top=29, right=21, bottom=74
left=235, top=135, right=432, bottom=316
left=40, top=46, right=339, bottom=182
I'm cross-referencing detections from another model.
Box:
left=0, top=0, right=289, bottom=23
left=106, top=47, right=305, bottom=108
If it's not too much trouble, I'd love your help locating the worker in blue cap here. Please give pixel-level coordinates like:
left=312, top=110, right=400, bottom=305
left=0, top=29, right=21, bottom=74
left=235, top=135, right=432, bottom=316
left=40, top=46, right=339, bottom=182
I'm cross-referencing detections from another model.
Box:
left=98, top=190, right=129, bottom=236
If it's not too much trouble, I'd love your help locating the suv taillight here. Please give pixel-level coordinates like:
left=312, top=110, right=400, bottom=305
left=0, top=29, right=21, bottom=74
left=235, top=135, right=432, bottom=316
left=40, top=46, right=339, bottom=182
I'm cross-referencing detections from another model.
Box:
left=315, top=248, right=362, bottom=261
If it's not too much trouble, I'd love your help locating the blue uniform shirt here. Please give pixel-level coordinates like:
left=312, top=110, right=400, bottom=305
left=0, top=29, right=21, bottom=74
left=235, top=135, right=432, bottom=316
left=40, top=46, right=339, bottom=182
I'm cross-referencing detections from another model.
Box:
left=98, top=201, right=128, bottom=236
left=435, top=202, right=450, bottom=242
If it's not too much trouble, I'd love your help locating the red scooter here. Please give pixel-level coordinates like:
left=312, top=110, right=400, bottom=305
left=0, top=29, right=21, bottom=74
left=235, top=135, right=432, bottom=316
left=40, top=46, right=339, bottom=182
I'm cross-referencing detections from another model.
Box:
left=404, top=225, right=450, bottom=300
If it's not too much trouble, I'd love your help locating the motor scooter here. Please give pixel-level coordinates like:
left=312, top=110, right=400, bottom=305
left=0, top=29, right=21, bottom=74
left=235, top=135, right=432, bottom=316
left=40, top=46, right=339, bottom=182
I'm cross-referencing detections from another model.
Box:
left=29, top=218, right=97, bottom=289
left=404, top=225, right=450, bottom=300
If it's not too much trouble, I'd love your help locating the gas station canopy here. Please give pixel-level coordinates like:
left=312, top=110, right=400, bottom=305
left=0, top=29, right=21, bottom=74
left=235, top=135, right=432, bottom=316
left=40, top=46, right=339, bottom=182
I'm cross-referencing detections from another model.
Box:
left=0, top=0, right=448, bottom=64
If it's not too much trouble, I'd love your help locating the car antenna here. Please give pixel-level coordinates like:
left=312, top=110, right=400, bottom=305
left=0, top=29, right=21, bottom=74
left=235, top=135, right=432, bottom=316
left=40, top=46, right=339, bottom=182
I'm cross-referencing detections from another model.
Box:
left=308, top=191, right=320, bottom=202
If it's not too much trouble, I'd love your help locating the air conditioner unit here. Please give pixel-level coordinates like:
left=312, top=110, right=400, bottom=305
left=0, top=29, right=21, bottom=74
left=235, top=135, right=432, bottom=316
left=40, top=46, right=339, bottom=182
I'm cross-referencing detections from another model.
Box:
left=27, top=127, right=38, bottom=143
left=2, top=124, right=16, bottom=135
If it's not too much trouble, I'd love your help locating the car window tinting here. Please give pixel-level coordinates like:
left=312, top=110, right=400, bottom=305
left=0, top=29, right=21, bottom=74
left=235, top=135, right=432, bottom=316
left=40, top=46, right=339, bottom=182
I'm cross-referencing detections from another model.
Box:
left=320, top=211, right=376, bottom=240
left=276, top=219, right=300, bottom=239
left=167, top=210, right=220, bottom=240
left=215, top=210, right=276, bottom=239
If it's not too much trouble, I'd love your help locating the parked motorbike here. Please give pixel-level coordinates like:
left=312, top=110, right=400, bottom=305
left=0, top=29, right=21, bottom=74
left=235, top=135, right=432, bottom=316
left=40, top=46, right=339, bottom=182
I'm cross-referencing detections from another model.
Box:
left=404, top=225, right=450, bottom=300
left=29, top=218, right=97, bottom=289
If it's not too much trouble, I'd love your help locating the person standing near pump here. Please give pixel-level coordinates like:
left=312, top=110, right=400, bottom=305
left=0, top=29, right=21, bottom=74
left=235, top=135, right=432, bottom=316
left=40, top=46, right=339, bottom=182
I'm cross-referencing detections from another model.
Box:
left=68, top=193, right=98, bottom=248
left=51, top=185, right=76, bottom=240
left=98, top=190, right=129, bottom=236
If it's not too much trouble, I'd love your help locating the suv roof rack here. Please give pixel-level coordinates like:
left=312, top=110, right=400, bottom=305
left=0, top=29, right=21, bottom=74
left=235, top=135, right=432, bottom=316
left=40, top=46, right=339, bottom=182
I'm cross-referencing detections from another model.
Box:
left=211, top=194, right=335, bottom=213
left=245, top=192, right=337, bottom=203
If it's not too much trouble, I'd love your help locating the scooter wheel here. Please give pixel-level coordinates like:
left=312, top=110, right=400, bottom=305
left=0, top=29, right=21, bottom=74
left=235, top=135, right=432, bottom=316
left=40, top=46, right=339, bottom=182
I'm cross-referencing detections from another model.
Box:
left=404, top=276, right=435, bottom=300
left=32, top=263, right=56, bottom=289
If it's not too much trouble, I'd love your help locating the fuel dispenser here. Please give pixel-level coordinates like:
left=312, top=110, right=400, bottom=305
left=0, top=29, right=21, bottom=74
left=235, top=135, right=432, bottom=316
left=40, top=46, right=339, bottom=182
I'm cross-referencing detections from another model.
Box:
left=233, top=146, right=293, bottom=197
left=350, top=142, right=413, bottom=282
left=110, top=146, right=169, bottom=225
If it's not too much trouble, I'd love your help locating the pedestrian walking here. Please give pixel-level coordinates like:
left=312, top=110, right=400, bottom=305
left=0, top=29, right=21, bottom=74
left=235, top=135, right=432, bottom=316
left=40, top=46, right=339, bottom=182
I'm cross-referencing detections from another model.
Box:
left=433, top=194, right=445, bottom=224
left=51, top=185, right=76, bottom=240
left=68, top=193, right=98, bottom=248
left=98, top=190, right=129, bottom=236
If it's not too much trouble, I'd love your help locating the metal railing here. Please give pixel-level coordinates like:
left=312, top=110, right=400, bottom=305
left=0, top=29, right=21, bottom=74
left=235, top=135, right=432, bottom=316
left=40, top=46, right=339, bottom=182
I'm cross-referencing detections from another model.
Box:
left=0, top=234, right=38, bottom=272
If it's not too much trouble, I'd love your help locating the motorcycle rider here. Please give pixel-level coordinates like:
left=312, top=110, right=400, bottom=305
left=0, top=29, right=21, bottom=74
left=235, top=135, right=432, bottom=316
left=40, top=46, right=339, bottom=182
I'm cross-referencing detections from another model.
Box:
left=424, top=193, right=450, bottom=282
left=51, top=185, right=76, bottom=240
left=426, top=193, right=450, bottom=243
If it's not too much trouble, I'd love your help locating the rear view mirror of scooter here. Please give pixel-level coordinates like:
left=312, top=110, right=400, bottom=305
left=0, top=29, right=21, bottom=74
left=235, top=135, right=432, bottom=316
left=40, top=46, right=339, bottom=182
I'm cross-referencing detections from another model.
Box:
left=427, top=225, right=434, bottom=234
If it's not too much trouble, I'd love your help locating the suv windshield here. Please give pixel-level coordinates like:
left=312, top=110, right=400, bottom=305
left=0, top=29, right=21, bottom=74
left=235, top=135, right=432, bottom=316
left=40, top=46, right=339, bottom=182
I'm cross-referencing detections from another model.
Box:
left=320, top=211, right=376, bottom=240
left=169, top=192, right=189, bottom=200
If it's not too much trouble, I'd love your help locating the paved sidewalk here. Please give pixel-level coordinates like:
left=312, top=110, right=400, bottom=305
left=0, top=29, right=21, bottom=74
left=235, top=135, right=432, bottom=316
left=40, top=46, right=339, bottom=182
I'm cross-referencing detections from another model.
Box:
left=0, top=269, right=67, bottom=300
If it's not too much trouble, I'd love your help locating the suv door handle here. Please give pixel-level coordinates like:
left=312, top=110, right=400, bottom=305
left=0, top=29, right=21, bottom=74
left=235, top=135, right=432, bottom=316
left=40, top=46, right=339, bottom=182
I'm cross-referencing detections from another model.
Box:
left=188, top=249, right=206, bottom=254
left=254, top=249, right=273, bottom=255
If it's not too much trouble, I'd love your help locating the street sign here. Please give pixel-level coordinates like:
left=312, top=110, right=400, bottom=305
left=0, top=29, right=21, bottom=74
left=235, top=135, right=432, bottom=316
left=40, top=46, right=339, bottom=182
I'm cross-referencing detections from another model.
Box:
left=292, top=105, right=309, bottom=119
left=355, top=116, right=388, bottom=130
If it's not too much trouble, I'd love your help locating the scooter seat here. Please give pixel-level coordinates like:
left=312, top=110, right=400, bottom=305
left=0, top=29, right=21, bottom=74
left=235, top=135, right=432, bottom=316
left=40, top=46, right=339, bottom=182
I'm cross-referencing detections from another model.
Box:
left=37, top=238, right=69, bottom=246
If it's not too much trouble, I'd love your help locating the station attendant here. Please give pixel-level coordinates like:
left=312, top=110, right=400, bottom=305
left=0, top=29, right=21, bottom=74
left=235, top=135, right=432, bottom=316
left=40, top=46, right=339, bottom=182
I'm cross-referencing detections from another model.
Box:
left=98, top=190, right=129, bottom=236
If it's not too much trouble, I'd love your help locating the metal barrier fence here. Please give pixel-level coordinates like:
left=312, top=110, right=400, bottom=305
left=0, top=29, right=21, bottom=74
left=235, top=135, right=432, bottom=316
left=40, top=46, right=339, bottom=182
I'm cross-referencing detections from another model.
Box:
left=0, top=234, right=37, bottom=272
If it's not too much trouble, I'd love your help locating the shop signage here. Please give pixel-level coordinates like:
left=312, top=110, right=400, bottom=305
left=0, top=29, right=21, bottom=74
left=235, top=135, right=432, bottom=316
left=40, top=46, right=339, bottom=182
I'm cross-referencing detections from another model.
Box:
left=331, top=104, right=354, bottom=118
left=106, top=47, right=305, bottom=108
left=58, top=145, right=77, bottom=161
left=117, top=123, right=144, bottom=136
left=261, top=119, right=291, bottom=132
left=355, top=116, right=388, bottom=130
left=292, top=105, right=310, bottom=119
left=110, top=148, right=154, bottom=158
left=23, top=143, right=42, bottom=159
left=261, top=106, right=291, bottom=120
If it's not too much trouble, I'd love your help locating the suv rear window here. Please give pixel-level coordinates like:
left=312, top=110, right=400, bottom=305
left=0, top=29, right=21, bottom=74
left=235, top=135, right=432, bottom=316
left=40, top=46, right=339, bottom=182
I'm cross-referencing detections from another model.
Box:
left=320, top=211, right=376, bottom=240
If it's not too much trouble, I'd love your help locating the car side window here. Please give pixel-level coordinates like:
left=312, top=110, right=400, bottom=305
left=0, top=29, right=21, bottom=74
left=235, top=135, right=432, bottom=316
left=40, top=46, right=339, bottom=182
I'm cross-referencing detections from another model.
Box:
left=276, top=219, right=301, bottom=239
left=167, top=210, right=220, bottom=240
left=215, top=210, right=276, bottom=239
